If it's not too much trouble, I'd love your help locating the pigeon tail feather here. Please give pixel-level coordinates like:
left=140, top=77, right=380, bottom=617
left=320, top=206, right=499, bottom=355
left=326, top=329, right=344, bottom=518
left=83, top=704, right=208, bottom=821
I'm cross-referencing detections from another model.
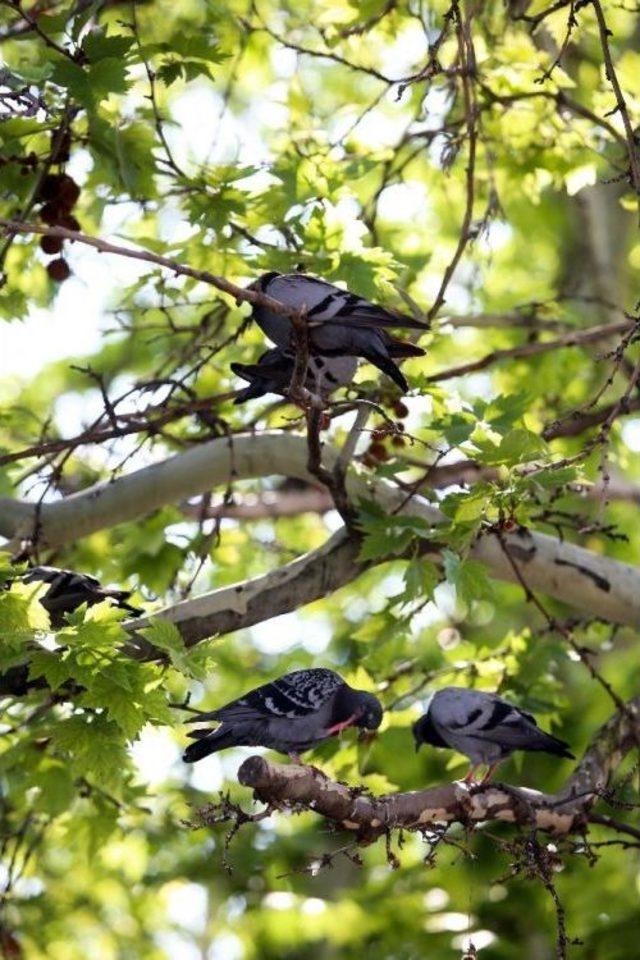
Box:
left=102, top=590, right=142, bottom=618
left=363, top=351, right=409, bottom=391
left=532, top=732, right=575, bottom=759
left=183, top=726, right=237, bottom=763
left=385, top=339, right=426, bottom=359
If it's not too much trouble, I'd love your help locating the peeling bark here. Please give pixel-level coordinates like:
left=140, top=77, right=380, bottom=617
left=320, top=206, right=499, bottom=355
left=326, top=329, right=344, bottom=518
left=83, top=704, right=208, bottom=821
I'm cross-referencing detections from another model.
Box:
left=226, top=697, right=640, bottom=842
left=1, top=433, right=640, bottom=663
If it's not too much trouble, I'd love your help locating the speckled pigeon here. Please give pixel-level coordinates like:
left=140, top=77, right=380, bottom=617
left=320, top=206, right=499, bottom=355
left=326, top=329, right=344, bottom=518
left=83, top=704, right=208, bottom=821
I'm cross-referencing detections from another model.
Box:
left=21, top=565, right=141, bottom=628
left=247, top=272, right=427, bottom=392
left=183, top=667, right=383, bottom=763
left=412, top=687, right=574, bottom=784
left=230, top=346, right=357, bottom=404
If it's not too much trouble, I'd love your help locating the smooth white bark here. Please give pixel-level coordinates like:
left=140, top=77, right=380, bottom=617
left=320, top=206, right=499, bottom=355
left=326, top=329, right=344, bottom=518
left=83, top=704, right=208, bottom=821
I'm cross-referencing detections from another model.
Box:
left=2, top=432, right=639, bottom=640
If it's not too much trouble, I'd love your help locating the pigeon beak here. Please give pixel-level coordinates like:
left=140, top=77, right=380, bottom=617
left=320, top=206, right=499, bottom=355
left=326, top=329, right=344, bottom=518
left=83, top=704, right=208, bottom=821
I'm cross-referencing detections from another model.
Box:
left=358, top=729, right=377, bottom=745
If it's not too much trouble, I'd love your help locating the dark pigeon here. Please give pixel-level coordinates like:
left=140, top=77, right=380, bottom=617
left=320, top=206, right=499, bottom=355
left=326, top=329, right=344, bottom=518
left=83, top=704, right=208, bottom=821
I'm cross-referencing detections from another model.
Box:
left=247, top=272, right=426, bottom=392
left=231, top=346, right=357, bottom=404
left=22, top=565, right=141, bottom=628
left=413, top=686, right=574, bottom=784
left=183, top=667, right=383, bottom=763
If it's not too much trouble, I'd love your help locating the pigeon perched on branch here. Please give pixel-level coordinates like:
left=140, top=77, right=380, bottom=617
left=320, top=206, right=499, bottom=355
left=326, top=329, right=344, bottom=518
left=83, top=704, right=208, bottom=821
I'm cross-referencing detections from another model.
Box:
left=247, top=272, right=427, bottom=392
left=412, top=687, right=574, bottom=784
left=21, top=566, right=141, bottom=628
left=183, top=667, right=383, bottom=763
left=231, top=347, right=357, bottom=404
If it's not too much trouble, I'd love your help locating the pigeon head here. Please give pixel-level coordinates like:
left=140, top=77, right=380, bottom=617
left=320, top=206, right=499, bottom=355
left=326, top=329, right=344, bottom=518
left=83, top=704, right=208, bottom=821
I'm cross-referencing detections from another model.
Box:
left=354, top=690, right=384, bottom=731
left=332, top=684, right=383, bottom=731
left=246, top=271, right=281, bottom=293
left=412, top=711, right=448, bottom=751
left=238, top=271, right=282, bottom=306
left=230, top=362, right=269, bottom=404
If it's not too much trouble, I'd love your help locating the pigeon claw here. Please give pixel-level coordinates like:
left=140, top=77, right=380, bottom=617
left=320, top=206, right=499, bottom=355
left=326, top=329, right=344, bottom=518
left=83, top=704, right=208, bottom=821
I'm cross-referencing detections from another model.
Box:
left=462, top=762, right=501, bottom=786
left=480, top=761, right=501, bottom=784
left=463, top=765, right=479, bottom=785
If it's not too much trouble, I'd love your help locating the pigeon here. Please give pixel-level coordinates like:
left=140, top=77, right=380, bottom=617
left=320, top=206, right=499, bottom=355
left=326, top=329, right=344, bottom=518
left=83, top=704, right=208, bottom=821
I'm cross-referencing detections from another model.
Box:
left=231, top=346, right=357, bottom=404
left=247, top=272, right=427, bottom=392
left=21, top=565, right=141, bottom=628
left=183, top=667, right=383, bottom=763
left=412, top=687, right=574, bottom=784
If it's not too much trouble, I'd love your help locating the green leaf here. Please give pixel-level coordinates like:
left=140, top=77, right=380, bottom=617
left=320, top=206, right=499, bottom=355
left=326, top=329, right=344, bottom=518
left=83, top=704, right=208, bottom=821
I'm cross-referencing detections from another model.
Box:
left=139, top=618, right=183, bottom=657
left=52, top=715, right=129, bottom=789
left=156, top=60, right=183, bottom=87
left=31, top=759, right=75, bottom=816
left=356, top=505, right=432, bottom=562
left=29, top=650, right=74, bottom=690
left=89, top=57, right=129, bottom=99
left=114, top=123, right=157, bottom=197
left=475, top=428, right=547, bottom=466
left=442, top=550, right=493, bottom=604
left=392, top=559, right=440, bottom=606
left=82, top=29, right=133, bottom=62
left=79, top=680, right=146, bottom=739
left=50, top=59, right=90, bottom=102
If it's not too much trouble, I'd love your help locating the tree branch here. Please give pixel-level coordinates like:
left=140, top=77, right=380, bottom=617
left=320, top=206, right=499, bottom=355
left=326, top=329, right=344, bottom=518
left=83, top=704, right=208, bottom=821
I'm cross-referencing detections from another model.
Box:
left=428, top=318, right=637, bottom=383
left=543, top=393, right=640, bottom=440
left=179, top=488, right=335, bottom=521
left=224, top=696, right=640, bottom=841
left=2, top=433, right=640, bottom=650
left=127, top=529, right=362, bottom=656
left=0, top=219, right=310, bottom=320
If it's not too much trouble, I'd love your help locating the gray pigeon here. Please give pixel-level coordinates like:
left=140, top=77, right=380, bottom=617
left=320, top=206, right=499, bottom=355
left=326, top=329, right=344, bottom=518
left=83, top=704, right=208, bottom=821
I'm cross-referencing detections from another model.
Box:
left=21, top=565, right=141, bottom=628
left=183, top=667, right=383, bottom=763
left=413, top=687, right=574, bottom=784
left=247, top=272, right=427, bottom=392
left=231, top=346, right=357, bottom=404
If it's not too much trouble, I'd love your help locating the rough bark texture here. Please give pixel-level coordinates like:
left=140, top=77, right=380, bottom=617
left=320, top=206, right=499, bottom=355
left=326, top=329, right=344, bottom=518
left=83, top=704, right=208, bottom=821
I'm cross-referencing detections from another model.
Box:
left=229, top=697, right=640, bottom=842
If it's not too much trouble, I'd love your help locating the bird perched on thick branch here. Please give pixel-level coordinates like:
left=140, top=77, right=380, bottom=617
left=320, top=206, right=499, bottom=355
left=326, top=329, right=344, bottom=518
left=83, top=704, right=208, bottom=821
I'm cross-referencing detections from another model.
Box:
left=231, top=347, right=357, bottom=404
left=183, top=667, right=383, bottom=763
left=21, top=565, right=141, bottom=628
left=247, top=272, right=427, bottom=392
left=413, top=687, right=574, bottom=784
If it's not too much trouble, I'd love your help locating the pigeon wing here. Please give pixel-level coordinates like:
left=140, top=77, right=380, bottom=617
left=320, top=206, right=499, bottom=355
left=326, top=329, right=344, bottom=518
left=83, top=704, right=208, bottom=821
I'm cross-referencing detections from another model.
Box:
left=187, top=669, right=344, bottom=724
left=432, top=687, right=562, bottom=751
left=265, top=274, right=429, bottom=332
left=24, top=566, right=102, bottom=593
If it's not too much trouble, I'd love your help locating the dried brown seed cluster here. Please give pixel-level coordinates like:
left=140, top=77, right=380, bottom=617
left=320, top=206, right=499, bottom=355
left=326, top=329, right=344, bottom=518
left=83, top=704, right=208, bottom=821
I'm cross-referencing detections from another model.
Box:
left=36, top=167, right=81, bottom=283
left=362, top=400, right=409, bottom=466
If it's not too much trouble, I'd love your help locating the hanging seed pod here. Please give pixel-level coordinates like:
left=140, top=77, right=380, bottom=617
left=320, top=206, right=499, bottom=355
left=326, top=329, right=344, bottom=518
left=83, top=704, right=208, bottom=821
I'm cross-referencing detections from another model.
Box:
left=47, top=258, right=71, bottom=282
left=58, top=214, right=81, bottom=232
left=57, top=174, right=80, bottom=209
left=40, top=202, right=63, bottom=225
left=40, top=235, right=64, bottom=255
left=37, top=173, right=64, bottom=202
left=369, top=442, right=389, bottom=462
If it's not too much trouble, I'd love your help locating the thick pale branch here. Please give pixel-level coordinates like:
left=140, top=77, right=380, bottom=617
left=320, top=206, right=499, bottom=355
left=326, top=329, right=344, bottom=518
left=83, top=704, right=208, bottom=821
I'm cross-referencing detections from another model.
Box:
left=127, top=530, right=361, bottom=655
left=234, top=697, right=640, bottom=840
left=2, top=433, right=640, bottom=646
left=180, top=489, right=335, bottom=520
